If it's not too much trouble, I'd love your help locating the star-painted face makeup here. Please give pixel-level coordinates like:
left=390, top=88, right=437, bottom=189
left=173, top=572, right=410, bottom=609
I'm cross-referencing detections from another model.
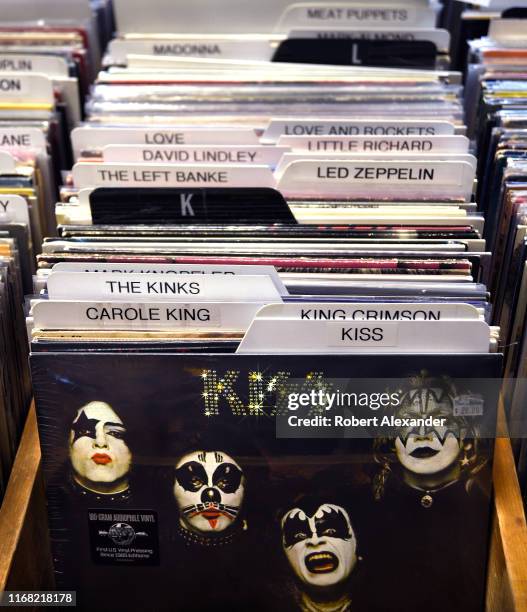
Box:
left=395, top=387, right=462, bottom=475
left=281, top=504, right=357, bottom=589
left=173, top=451, right=245, bottom=534
left=69, top=402, right=132, bottom=487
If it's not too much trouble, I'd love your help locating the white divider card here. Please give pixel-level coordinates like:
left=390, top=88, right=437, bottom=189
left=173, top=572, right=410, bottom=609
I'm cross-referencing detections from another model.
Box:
left=71, top=127, right=260, bottom=160
left=108, top=38, right=277, bottom=64
left=0, top=73, right=54, bottom=105
left=278, top=160, right=475, bottom=201
left=237, top=320, right=491, bottom=354
left=275, top=153, right=478, bottom=177
left=0, top=127, right=47, bottom=151
left=262, top=119, right=457, bottom=144
left=32, top=300, right=268, bottom=331
left=275, top=3, right=438, bottom=32
left=52, top=263, right=289, bottom=296
left=278, top=135, right=470, bottom=154
left=254, top=302, right=481, bottom=321
left=0, top=0, right=92, bottom=21
left=102, top=145, right=290, bottom=167
left=0, top=152, right=16, bottom=173
left=72, top=163, right=276, bottom=189
left=293, top=212, right=485, bottom=234
left=47, top=273, right=283, bottom=303
left=0, top=55, right=69, bottom=78
left=287, top=28, right=451, bottom=52
left=121, top=53, right=452, bottom=76
left=0, top=194, right=30, bottom=226
left=488, top=20, right=527, bottom=46
left=113, top=0, right=434, bottom=34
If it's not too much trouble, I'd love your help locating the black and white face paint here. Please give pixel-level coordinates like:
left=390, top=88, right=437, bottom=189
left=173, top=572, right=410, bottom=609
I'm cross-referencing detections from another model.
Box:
left=395, top=387, right=462, bottom=475
left=281, top=504, right=357, bottom=589
left=69, top=401, right=131, bottom=487
left=174, top=451, right=245, bottom=534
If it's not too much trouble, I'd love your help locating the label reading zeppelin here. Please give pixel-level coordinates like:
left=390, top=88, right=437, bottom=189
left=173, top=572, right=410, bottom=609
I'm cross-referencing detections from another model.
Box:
left=317, top=165, right=436, bottom=181
left=88, top=509, right=159, bottom=566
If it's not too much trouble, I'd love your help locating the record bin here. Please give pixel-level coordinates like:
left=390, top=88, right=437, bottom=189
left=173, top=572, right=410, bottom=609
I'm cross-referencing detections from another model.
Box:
left=0, top=404, right=526, bottom=611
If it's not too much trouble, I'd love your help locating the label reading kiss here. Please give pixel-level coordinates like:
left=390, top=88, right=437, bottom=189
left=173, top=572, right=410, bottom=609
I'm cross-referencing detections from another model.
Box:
left=88, top=509, right=159, bottom=566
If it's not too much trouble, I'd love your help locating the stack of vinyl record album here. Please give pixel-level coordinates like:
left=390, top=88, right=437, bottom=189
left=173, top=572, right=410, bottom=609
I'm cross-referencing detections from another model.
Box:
left=0, top=0, right=112, bottom=504
left=15, top=0, right=521, bottom=610
left=457, top=6, right=527, bottom=499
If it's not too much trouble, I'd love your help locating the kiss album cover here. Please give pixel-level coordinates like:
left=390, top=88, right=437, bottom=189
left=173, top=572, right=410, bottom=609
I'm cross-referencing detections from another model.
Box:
left=30, top=352, right=501, bottom=612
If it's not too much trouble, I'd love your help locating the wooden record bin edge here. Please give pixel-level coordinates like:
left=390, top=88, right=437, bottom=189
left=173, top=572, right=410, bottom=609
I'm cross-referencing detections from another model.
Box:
left=1, top=404, right=527, bottom=611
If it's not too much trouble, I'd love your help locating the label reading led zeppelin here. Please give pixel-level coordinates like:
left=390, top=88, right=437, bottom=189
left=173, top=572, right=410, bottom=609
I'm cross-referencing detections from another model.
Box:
left=88, top=509, right=159, bottom=566
left=277, top=160, right=474, bottom=200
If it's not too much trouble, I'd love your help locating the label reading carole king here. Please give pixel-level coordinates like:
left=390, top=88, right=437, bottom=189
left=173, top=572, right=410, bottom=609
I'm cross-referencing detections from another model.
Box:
left=88, top=509, right=159, bottom=566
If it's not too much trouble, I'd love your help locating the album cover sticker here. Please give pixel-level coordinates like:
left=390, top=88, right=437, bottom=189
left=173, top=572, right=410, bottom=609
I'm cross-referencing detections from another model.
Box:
left=88, top=508, right=160, bottom=566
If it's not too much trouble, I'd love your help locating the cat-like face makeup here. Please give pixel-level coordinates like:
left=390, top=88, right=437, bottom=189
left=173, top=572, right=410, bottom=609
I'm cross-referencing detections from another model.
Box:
left=174, top=451, right=245, bottom=534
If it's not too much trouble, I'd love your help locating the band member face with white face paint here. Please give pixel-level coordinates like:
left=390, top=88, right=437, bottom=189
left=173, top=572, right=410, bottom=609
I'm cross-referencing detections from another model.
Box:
left=281, top=503, right=357, bottom=589
left=173, top=450, right=245, bottom=534
left=395, top=387, right=462, bottom=477
left=69, top=401, right=132, bottom=494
